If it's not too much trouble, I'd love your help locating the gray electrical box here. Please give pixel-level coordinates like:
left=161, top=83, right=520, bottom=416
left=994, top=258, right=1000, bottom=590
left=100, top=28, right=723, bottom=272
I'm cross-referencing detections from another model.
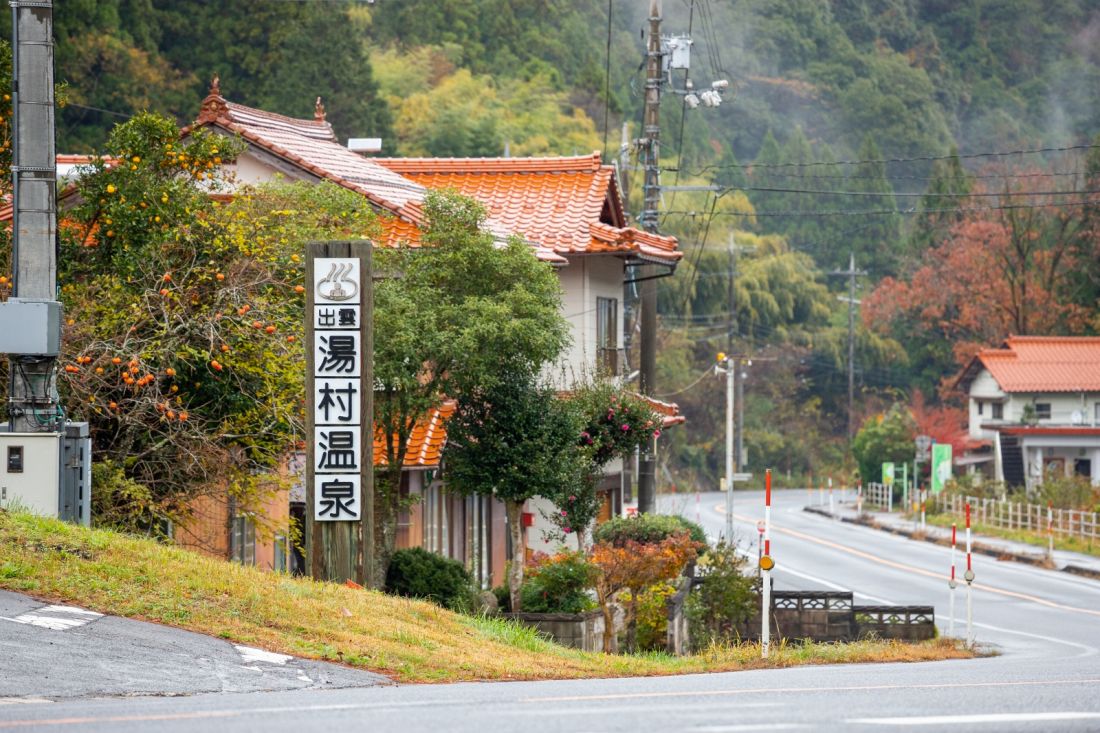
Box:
left=0, top=298, right=63, bottom=355
left=0, top=422, right=91, bottom=526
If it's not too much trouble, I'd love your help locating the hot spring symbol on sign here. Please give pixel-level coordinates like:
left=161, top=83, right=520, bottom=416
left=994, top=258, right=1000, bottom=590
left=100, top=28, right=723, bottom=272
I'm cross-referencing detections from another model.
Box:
left=317, top=262, right=359, bottom=302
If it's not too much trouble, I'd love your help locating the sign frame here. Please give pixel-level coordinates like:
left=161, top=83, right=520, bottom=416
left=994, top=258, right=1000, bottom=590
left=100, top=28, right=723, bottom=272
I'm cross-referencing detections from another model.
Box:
left=305, top=241, right=374, bottom=586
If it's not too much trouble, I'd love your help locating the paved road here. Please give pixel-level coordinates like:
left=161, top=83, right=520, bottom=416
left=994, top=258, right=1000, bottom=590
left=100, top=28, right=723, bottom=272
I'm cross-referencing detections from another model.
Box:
left=2, top=490, right=1099, bottom=732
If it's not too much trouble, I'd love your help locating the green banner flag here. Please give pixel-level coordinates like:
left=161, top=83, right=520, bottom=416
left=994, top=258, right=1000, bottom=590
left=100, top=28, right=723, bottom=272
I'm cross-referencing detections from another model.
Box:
left=882, top=462, right=895, bottom=486
left=931, top=444, right=953, bottom=493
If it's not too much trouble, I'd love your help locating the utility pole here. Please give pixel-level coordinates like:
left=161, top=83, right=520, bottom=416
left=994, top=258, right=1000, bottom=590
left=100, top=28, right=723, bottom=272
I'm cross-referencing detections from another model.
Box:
left=831, top=252, right=865, bottom=440
left=2, top=0, right=61, bottom=433
left=636, top=0, right=662, bottom=515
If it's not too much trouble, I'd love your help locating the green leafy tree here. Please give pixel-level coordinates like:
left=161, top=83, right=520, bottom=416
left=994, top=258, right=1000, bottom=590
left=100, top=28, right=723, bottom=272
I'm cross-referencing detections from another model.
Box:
left=851, top=404, right=917, bottom=485
left=374, top=190, right=569, bottom=586
left=443, top=369, right=585, bottom=611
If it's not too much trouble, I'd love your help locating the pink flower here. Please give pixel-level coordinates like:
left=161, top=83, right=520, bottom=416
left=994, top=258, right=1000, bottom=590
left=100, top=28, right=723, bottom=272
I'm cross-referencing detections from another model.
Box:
left=569, top=495, right=576, bottom=502
left=564, top=526, right=572, bottom=533
left=561, top=510, right=568, bottom=517
left=621, top=424, right=630, bottom=431
left=654, top=429, right=661, bottom=438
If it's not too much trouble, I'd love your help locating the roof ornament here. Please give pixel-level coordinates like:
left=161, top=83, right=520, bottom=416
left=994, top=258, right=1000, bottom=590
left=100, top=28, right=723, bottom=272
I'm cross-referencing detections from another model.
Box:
left=314, top=96, right=326, bottom=123
left=198, top=73, right=228, bottom=122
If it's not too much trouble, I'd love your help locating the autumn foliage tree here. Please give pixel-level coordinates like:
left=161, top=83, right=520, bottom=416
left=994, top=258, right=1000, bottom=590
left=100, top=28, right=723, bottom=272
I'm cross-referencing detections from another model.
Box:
left=589, top=532, right=700, bottom=653
left=864, top=166, right=1100, bottom=390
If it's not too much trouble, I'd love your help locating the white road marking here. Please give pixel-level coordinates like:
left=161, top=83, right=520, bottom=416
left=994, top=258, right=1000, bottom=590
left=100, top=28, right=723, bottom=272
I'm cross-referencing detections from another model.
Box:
left=849, top=711, right=1100, bottom=726
left=729, top=541, right=895, bottom=605
left=0, top=697, right=51, bottom=706
left=234, top=645, right=293, bottom=666
left=1, top=604, right=102, bottom=631
left=689, top=725, right=808, bottom=732
left=521, top=678, right=1100, bottom=703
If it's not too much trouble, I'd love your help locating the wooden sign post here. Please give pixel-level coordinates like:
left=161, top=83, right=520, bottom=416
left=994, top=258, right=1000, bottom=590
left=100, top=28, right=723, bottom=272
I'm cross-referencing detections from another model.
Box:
left=305, top=241, right=374, bottom=585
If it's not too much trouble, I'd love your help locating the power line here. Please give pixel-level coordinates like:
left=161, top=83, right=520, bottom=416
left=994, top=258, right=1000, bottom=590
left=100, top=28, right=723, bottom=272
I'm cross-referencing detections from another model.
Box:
left=666, top=143, right=1100, bottom=177
left=661, top=199, right=1100, bottom=219
left=729, top=186, right=1100, bottom=199
left=602, top=0, right=613, bottom=160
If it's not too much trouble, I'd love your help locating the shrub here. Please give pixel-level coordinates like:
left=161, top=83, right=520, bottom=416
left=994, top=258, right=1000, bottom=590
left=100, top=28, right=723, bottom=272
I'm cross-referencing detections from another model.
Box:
left=592, top=513, right=707, bottom=553
left=519, top=551, right=596, bottom=614
left=629, top=581, right=677, bottom=651
left=686, top=540, right=756, bottom=651
left=384, top=547, right=477, bottom=612
left=1037, top=475, right=1099, bottom=512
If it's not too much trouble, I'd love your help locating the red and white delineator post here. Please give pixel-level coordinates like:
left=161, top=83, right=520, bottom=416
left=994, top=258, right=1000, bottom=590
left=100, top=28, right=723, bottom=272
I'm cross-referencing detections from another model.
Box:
left=761, top=468, right=774, bottom=659
left=828, top=476, right=834, bottom=514
left=1047, top=501, right=1054, bottom=563
left=964, top=502, right=975, bottom=648
left=948, top=522, right=957, bottom=638
left=857, top=481, right=863, bottom=515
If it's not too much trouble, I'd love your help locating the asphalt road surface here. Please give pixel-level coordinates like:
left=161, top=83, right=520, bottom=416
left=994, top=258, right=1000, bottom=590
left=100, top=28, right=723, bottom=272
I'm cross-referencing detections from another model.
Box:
left=2, top=489, right=1099, bottom=732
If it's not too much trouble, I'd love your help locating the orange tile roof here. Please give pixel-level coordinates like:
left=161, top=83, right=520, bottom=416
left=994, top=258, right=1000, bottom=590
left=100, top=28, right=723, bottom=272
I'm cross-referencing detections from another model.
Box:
left=373, top=400, right=455, bottom=469
left=185, top=81, right=679, bottom=265
left=635, top=393, right=687, bottom=428
left=959, top=336, right=1100, bottom=393
left=375, top=155, right=680, bottom=264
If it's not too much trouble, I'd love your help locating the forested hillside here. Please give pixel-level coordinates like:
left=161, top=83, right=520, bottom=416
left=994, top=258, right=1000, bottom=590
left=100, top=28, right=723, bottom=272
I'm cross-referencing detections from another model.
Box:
left=18, top=0, right=1100, bottom=486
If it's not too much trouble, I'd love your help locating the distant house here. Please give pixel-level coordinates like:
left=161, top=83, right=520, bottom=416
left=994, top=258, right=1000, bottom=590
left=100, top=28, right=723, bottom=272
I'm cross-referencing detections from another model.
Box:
left=174, top=81, right=683, bottom=584
left=955, top=336, right=1100, bottom=490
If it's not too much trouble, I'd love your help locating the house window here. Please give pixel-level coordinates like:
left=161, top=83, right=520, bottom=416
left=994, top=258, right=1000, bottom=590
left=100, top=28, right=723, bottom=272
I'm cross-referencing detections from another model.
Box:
left=596, top=297, right=619, bottom=376
left=976, top=401, right=983, bottom=416
left=1095, top=402, right=1100, bottom=425
left=231, top=514, right=256, bottom=566
left=991, top=402, right=1003, bottom=420
left=1035, top=403, right=1051, bottom=420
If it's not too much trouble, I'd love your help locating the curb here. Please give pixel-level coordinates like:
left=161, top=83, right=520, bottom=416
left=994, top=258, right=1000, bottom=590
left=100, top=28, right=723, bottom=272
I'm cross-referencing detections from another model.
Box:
left=803, top=506, right=1100, bottom=582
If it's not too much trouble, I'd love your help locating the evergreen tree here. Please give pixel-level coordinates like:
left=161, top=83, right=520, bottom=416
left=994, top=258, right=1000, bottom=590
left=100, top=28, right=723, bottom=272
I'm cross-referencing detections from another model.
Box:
left=847, top=135, right=901, bottom=277
left=907, top=146, right=972, bottom=257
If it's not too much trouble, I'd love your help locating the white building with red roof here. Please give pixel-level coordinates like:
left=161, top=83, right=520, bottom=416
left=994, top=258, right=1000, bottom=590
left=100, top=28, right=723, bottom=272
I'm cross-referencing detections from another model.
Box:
left=955, top=336, right=1100, bottom=489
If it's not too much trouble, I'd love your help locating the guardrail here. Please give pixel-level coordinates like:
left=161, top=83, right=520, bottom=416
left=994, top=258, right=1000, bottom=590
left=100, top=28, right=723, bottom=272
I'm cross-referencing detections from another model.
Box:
left=932, top=493, right=1098, bottom=542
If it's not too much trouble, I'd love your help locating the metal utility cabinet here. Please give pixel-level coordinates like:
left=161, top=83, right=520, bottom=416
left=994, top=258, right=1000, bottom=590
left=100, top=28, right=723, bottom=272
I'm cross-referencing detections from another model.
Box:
left=0, top=422, right=90, bottom=526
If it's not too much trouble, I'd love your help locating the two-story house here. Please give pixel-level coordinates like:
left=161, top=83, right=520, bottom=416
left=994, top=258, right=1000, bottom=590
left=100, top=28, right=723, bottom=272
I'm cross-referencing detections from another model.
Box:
left=175, top=81, right=683, bottom=584
left=955, top=336, right=1100, bottom=491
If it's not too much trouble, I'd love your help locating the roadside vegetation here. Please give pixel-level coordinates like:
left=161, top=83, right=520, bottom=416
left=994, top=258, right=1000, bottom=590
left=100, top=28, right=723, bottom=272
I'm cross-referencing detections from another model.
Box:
left=0, top=510, right=972, bottom=683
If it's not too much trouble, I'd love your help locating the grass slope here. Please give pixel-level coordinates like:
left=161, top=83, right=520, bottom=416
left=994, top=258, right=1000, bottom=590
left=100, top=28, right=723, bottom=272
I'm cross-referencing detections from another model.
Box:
left=0, top=510, right=972, bottom=683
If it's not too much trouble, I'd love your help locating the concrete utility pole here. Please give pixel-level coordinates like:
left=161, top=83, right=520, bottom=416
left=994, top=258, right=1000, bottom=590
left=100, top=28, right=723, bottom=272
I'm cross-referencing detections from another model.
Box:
left=2, top=0, right=61, bottom=433
left=831, top=252, right=865, bottom=440
left=636, top=0, right=662, bottom=515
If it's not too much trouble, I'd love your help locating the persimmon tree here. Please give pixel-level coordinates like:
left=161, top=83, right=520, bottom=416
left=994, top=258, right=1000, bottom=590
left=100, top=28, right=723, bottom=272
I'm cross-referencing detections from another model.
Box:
left=54, top=113, right=380, bottom=537
left=589, top=532, right=700, bottom=653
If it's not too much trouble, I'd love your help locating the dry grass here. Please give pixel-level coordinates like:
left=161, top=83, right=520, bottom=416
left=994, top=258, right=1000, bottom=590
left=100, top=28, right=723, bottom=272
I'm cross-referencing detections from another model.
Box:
left=0, top=510, right=973, bottom=683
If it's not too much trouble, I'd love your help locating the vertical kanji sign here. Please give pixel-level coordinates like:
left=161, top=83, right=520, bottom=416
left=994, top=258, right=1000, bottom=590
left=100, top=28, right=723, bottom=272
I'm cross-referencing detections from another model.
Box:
left=306, top=242, right=373, bottom=586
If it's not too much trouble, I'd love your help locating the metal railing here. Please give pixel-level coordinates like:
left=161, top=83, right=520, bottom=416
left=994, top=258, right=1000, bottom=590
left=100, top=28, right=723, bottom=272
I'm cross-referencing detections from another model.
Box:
left=932, top=493, right=1099, bottom=541
left=863, top=482, right=892, bottom=510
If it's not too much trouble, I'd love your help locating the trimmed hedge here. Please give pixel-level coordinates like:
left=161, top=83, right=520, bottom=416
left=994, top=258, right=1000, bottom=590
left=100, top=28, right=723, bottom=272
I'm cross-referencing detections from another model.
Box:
left=592, top=513, right=707, bottom=551
left=384, top=547, right=477, bottom=612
